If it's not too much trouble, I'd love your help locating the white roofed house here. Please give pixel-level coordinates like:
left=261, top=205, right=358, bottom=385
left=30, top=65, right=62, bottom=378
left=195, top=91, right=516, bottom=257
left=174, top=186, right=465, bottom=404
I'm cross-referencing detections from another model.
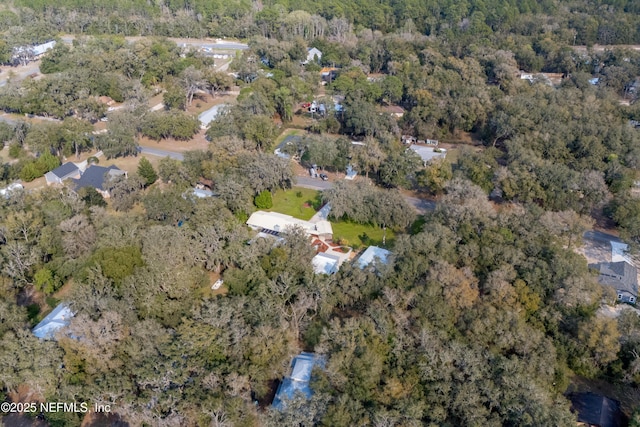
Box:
left=357, top=246, right=391, bottom=270
left=246, top=211, right=333, bottom=240
left=312, top=252, right=341, bottom=274
left=12, top=40, right=56, bottom=65
left=32, top=303, right=74, bottom=340
left=304, top=47, right=322, bottom=64
left=273, top=352, right=325, bottom=410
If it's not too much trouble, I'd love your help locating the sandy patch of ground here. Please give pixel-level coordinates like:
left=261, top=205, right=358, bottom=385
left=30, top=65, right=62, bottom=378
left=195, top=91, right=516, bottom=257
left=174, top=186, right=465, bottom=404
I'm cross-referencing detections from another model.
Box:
left=137, top=129, right=209, bottom=152
left=598, top=303, right=640, bottom=319
left=575, top=239, right=612, bottom=265
left=0, top=60, right=41, bottom=85
left=187, top=93, right=237, bottom=115
left=105, top=153, right=161, bottom=174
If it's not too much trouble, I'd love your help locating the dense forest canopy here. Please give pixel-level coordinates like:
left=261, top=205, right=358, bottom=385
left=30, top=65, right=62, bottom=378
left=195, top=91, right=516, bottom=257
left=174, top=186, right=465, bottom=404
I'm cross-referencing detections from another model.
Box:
left=0, top=0, right=640, bottom=425
left=0, top=0, right=639, bottom=43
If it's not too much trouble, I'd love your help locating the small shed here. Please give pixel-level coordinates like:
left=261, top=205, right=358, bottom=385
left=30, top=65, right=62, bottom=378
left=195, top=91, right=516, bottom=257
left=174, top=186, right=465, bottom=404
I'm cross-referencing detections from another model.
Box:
left=345, top=165, right=358, bottom=180
left=0, top=182, right=23, bottom=199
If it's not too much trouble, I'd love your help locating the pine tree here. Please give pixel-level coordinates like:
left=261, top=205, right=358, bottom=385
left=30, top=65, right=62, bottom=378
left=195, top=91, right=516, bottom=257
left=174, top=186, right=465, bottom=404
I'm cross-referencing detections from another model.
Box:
left=137, top=157, right=158, bottom=187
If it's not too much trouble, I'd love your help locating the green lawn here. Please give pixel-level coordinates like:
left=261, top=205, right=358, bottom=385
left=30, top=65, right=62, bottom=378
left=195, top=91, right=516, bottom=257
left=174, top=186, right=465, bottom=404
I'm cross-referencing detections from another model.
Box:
left=268, top=188, right=395, bottom=249
left=268, top=187, right=322, bottom=220
left=271, top=128, right=305, bottom=152
left=331, top=221, right=395, bottom=250
left=444, top=147, right=460, bottom=164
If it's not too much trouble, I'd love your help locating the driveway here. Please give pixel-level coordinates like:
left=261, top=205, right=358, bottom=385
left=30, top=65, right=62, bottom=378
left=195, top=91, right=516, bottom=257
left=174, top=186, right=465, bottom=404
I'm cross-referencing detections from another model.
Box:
left=137, top=146, right=184, bottom=160
left=295, top=176, right=334, bottom=190
left=404, top=196, right=436, bottom=214
left=583, top=230, right=623, bottom=244
left=0, top=61, right=40, bottom=87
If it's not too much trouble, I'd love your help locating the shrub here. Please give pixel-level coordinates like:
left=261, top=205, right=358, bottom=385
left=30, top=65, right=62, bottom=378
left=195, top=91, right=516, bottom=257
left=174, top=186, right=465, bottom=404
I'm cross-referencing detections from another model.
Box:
left=27, top=304, right=40, bottom=321
left=254, top=190, right=273, bottom=209
left=8, top=143, right=23, bottom=158
left=19, top=153, right=61, bottom=181
left=79, top=186, right=107, bottom=207
left=19, top=162, right=41, bottom=181
left=34, top=268, right=62, bottom=295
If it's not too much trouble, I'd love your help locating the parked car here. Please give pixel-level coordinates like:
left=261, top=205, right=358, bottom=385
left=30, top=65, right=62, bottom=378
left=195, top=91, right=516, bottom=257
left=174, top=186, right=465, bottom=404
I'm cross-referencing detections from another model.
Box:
left=319, top=174, right=328, bottom=181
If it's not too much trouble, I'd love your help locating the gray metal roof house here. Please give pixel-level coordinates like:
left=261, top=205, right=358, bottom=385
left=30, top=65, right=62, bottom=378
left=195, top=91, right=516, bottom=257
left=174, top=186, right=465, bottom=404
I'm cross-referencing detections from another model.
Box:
left=589, top=261, right=638, bottom=304
left=73, top=165, right=126, bottom=197
left=44, top=162, right=81, bottom=185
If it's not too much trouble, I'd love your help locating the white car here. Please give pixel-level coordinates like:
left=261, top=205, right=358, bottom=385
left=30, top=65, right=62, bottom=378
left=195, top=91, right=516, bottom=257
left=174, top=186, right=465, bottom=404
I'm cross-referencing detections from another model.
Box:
left=212, top=279, right=224, bottom=290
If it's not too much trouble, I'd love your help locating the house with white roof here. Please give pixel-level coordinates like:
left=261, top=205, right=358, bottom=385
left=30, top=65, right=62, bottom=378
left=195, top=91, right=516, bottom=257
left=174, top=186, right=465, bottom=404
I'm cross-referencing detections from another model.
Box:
left=12, top=40, right=56, bottom=65
left=273, top=352, right=324, bottom=410
left=304, top=48, right=322, bottom=64
left=312, top=252, right=341, bottom=274
left=32, top=303, right=74, bottom=340
left=357, top=246, right=391, bottom=270
left=246, top=211, right=333, bottom=239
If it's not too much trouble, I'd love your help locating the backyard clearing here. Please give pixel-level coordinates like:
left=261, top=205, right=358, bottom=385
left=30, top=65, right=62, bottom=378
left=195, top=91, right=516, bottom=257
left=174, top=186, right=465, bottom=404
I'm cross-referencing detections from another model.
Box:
left=268, top=187, right=322, bottom=220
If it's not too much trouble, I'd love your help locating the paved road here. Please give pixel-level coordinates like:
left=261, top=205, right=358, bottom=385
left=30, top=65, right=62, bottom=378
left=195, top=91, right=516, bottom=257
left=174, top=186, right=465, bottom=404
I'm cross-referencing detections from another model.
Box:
left=138, top=146, right=184, bottom=161
left=295, top=176, right=334, bottom=190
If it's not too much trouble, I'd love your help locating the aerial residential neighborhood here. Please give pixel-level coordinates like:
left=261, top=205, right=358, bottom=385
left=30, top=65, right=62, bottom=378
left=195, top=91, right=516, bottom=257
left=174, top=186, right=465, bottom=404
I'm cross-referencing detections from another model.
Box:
left=1, top=0, right=640, bottom=426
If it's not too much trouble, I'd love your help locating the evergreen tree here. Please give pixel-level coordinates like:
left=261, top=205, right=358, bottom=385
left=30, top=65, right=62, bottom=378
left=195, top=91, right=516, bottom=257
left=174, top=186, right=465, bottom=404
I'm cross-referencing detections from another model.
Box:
left=254, top=190, right=273, bottom=209
left=137, top=157, right=158, bottom=187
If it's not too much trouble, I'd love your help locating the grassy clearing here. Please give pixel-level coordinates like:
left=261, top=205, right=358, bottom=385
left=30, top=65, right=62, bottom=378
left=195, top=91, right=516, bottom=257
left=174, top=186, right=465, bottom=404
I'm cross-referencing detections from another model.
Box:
left=444, top=147, right=460, bottom=164
left=271, top=128, right=305, bottom=151
left=331, top=221, right=395, bottom=250
left=268, top=187, right=322, bottom=220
